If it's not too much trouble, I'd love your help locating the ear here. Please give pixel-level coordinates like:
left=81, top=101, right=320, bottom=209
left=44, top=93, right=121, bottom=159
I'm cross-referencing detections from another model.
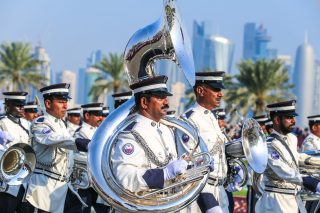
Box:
left=274, top=116, right=280, bottom=125
left=84, top=112, right=90, bottom=120
left=44, top=99, right=51, bottom=109
left=312, top=124, right=317, bottom=132
left=196, top=86, right=205, bottom=96
left=140, top=97, right=148, bottom=110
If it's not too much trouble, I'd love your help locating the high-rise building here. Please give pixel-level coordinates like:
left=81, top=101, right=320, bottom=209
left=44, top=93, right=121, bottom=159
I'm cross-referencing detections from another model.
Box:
left=314, top=60, right=320, bottom=114
left=60, top=70, right=77, bottom=107
left=243, top=23, right=277, bottom=61
left=203, top=35, right=234, bottom=73
left=29, top=45, right=51, bottom=102
left=292, top=39, right=315, bottom=127
left=192, top=21, right=234, bottom=73
left=84, top=67, right=102, bottom=103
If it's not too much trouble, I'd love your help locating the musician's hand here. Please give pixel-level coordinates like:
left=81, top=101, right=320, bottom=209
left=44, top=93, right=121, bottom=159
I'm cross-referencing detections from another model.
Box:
left=163, top=159, right=188, bottom=180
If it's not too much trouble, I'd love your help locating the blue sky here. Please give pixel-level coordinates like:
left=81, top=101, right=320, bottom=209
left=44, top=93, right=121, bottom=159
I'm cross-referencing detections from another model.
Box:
left=1, top=0, right=319, bottom=73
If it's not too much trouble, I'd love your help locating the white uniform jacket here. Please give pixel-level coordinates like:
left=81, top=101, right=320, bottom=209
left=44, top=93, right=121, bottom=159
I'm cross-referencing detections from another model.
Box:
left=67, top=121, right=80, bottom=137
left=255, top=130, right=319, bottom=213
left=0, top=115, right=30, bottom=197
left=26, top=113, right=78, bottom=213
left=111, top=114, right=177, bottom=193
left=301, top=133, right=320, bottom=152
left=183, top=102, right=229, bottom=213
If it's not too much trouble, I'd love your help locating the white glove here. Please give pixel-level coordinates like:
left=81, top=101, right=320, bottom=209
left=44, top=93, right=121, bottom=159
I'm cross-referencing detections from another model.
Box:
left=163, top=159, right=188, bottom=181
left=0, top=130, right=14, bottom=145
left=226, top=181, right=242, bottom=192
left=316, top=182, right=320, bottom=193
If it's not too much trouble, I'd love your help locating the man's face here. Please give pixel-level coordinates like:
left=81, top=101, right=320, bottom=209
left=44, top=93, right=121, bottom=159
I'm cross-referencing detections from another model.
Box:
left=197, top=85, right=223, bottom=110
left=45, top=98, right=68, bottom=119
left=278, top=115, right=296, bottom=134
left=84, top=112, right=103, bottom=127
left=143, top=95, right=169, bottom=122
left=24, top=112, right=38, bottom=121
left=312, top=123, right=320, bottom=138
left=6, top=103, right=25, bottom=118
left=68, top=114, right=81, bottom=125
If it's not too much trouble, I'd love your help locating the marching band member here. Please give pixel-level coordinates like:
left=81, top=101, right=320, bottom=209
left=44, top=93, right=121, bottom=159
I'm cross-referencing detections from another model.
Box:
left=66, top=107, right=82, bottom=136
left=301, top=114, right=320, bottom=212
left=101, top=106, right=110, bottom=120
left=301, top=114, right=320, bottom=151
left=25, top=83, right=90, bottom=213
left=255, top=100, right=320, bottom=213
left=23, top=101, right=39, bottom=122
left=253, top=115, right=269, bottom=136
left=111, top=76, right=221, bottom=213
left=112, top=91, right=132, bottom=109
left=184, top=72, right=242, bottom=213
left=0, top=92, right=31, bottom=213
left=73, top=103, right=109, bottom=213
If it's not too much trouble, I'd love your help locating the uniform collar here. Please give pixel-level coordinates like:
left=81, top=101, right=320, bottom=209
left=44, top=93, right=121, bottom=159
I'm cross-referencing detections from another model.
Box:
left=194, top=102, right=212, bottom=115
left=7, top=114, right=20, bottom=124
left=310, top=132, right=320, bottom=140
left=67, top=120, right=79, bottom=128
left=82, top=121, right=96, bottom=130
left=136, top=114, right=161, bottom=128
left=45, top=112, right=62, bottom=123
left=272, top=130, right=289, bottom=141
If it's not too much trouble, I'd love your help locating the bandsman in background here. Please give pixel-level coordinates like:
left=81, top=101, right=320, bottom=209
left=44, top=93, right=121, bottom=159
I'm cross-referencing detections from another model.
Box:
left=255, top=100, right=320, bottom=213
left=301, top=114, right=320, bottom=213
left=66, top=107, right=82, bottom=136
left=0, top=91, right=31, bottom=213
left=184, top=72, right=242, bottom=213
left=265, top=119, right=273, bottom=135
left=212, top=108, right=235, bottom=213
left=24, top=83, right=90, bottom=213
left=301, top=115, right=320, bottom=152
left=101, top=106, right=110, bottom=121
left=112, top=91, right=132, bottom=109
left=73, top=102, right=109, bottom=213
left=23, top=101, right=39, bottom=122
left=252, top=115, right=269, bottom=136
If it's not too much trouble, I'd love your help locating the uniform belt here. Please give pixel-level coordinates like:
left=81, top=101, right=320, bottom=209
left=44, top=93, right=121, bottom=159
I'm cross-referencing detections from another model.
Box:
left=34, top=167, right=69, bottom=182
left=264, top=185, right=297, bottom=195
left=207, top=177, right=225, bottom=186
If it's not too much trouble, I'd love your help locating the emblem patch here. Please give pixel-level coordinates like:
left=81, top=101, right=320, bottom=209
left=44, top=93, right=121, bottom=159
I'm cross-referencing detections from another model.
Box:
left=271, top=151, right=280, bottom=160
left=122, top=143, right=134, bottom=155
left=182, top=134, right=190, bottom=143
left=42, top=127, right=52, bottom=134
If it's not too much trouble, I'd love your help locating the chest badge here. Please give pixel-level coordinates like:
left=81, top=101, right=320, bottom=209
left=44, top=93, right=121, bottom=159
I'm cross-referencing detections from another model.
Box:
left=122, top=143, right=134, bottom=155
left=271, top=151, right=280, bottom=160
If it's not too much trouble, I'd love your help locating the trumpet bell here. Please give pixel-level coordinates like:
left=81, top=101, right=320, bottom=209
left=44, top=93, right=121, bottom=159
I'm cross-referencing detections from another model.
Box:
left=226, top=118, right=268, bottom=174
left=0, top=143, right=36, bottom=185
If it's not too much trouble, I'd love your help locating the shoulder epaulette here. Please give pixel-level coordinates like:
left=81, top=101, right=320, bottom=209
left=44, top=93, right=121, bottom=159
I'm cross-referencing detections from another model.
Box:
left=123, top=121, right=137, bottom=132
left=184, top=110, right=194, bottom=119
left=35, top=116, right=45, bottom=124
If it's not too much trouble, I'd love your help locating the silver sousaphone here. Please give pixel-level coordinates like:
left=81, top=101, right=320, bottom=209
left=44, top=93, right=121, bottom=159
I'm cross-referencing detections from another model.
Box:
left=88, top=0, right=211, bottom=212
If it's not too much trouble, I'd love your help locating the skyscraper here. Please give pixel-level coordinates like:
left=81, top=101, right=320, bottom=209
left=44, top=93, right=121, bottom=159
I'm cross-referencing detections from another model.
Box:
left=242, top=23, right=277, bottom=61
left=203, top=35, right=234, bottom=73
left=314, top=60, right=320, bottom=114
left=29, top=45, right=51, bottom=102
left=292, top=38, right=315, bottom=127
left=192, top=21, right=234, bottom=73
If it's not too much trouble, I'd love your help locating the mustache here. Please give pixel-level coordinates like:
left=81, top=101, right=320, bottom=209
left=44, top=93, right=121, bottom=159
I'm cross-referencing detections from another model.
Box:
left=161, top=104, right=169, bottom=109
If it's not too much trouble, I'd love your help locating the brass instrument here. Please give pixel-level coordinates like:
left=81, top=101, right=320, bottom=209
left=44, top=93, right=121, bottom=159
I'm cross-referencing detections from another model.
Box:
left=70, top=152, right=90, bottom=189
left=0, top=143, right=36, bottom=191
left=87, top=0, right=212, bottom=212
left=225, top=118, right=268, bottom=186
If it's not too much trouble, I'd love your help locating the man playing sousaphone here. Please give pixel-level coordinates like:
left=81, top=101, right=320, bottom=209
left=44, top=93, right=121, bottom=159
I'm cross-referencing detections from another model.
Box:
left=255, top=100, right=320, bottom=213
left=111, top=75, right=221, bottom=213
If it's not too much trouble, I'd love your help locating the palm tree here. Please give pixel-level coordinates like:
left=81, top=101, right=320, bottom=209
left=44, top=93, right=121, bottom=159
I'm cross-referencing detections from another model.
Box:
left=0, top=42, right=47, bottom=91
left=225, top=59, right=293, bottom=115
left=89, top=53, right=128, bottom=101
